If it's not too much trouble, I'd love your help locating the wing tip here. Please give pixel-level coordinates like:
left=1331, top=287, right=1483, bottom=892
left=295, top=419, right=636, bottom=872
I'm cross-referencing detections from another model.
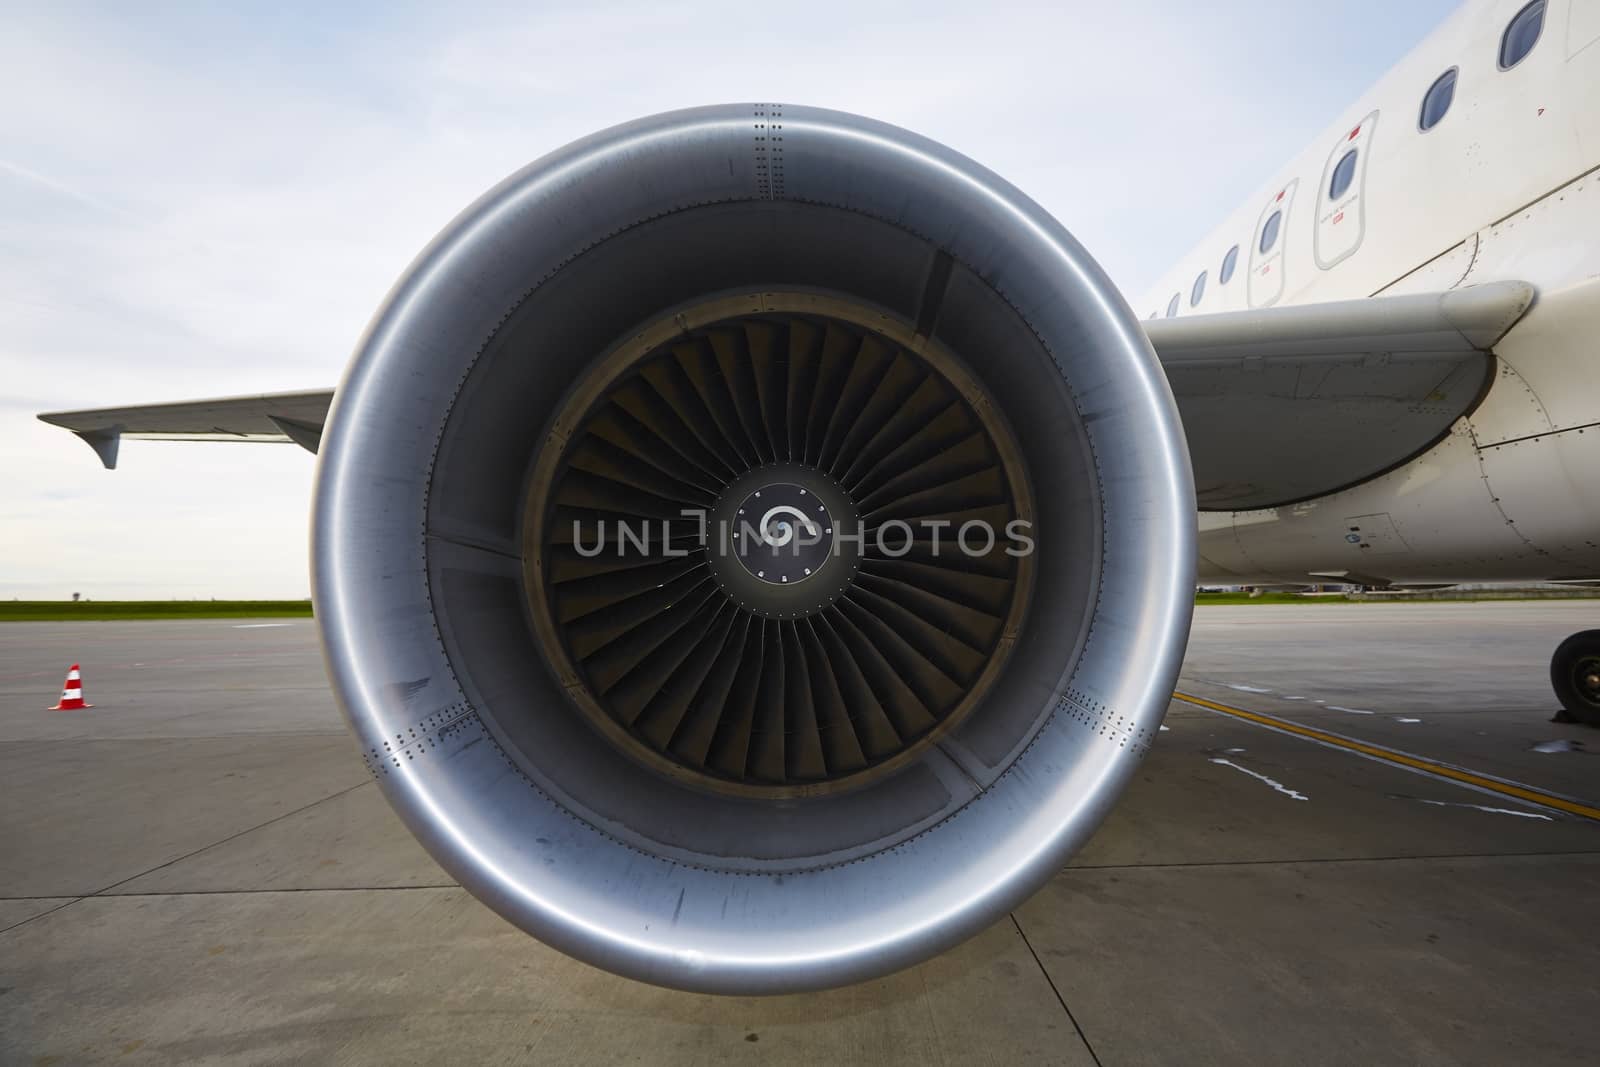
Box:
left=38, top=413, right=122, bottom=469
left=74, top=429, right=121, bottom=470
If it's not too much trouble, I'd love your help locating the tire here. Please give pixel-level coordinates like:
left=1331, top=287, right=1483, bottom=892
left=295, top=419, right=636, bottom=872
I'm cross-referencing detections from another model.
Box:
left=1550, top=629, right=1600, bottom=726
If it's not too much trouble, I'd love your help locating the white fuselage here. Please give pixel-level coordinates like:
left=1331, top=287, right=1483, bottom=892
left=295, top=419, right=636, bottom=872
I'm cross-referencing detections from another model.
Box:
left=1141, top=0, right=1600, bottom=585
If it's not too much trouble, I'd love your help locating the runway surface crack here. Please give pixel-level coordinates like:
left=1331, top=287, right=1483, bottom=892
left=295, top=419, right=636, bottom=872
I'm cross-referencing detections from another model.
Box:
left=91, top=779, right=377, bottom=897
left=1009, top=912, right=1103, bottom=1067
left=0, top=778, right=380, bottom=936
left=0, top=898, right=84, bottom=936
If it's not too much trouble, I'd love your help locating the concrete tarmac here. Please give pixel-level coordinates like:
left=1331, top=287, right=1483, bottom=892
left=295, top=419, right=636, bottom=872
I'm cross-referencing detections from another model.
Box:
left=3, top=604, right=1598, bottom=1064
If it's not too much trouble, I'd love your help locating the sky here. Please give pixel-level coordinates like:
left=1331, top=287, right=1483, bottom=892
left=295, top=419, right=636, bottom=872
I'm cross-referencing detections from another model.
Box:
left=1, top=0, right=1459, bottom=599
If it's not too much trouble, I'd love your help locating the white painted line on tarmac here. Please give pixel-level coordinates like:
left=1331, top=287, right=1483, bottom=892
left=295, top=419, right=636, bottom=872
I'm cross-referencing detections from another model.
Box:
left=1328, top=705, right=1375, bottom=715
left=1176, top=692, right=1600, bottom=822
left=1413, top=798, right=1553, bottom=821
left=1209, top=757, right=1308, bottom=801
left=233, top=623, right=294, bottom=629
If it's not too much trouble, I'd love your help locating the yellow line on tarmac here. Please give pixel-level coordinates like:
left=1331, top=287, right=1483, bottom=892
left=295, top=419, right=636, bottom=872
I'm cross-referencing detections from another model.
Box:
left=1172, top=691, right=1600, bottom=823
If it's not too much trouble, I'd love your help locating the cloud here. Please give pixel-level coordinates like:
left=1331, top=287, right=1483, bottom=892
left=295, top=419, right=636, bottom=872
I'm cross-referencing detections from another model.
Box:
left=1, top=0, right=1457, bottom=598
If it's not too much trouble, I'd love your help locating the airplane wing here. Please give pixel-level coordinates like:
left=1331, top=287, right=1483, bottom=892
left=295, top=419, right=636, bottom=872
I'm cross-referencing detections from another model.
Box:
left=37, top=390, right=335, bottom=469
left=1150, top=280, right=1533, bottom=510
left=39, top=281, right=1532, bottom=507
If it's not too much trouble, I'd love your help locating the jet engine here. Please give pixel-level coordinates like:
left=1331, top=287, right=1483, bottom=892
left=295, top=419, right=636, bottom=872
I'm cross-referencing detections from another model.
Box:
left=313, top=104, right=1195, bottom=993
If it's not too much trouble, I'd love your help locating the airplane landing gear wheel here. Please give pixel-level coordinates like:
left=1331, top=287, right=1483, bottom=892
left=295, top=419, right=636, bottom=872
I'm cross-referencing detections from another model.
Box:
left=1551, top=629, right=1600, bottom=726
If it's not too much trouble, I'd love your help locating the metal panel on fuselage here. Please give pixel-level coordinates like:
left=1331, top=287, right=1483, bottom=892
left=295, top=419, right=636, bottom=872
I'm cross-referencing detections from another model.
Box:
left=1314, top=112, right=1378, bottom=270
left=1246, top=181, right=1296, bottom=309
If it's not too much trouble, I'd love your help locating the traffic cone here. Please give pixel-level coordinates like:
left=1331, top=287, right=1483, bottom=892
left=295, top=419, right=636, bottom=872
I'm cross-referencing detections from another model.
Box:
left=48, top=664, right=92, bottom=711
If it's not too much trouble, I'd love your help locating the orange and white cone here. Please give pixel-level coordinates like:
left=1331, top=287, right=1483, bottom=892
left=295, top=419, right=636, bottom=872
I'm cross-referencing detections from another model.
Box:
left=48, top=663, right=92, bottom=711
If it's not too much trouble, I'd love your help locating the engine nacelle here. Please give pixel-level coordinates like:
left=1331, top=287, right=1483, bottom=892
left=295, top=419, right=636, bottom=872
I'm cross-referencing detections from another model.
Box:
left=313, top=104, right=1194, bottom=993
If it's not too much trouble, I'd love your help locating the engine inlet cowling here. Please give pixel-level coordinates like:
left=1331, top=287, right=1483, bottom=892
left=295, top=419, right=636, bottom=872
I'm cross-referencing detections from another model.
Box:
left=313, top=104, right=1195, bottom=994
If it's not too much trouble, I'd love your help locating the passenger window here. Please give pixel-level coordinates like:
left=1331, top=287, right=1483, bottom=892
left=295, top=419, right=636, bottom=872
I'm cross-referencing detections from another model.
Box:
left=1329, top=149, right=1359, bottom=200
left=1259, top=210, right=1283, bottom=255
left=1190, top=271, right=1207, bottom=307
left=1499, top=0, right=1545, bottom=70
left=1166, top=293, right=1180, bottom=318
left=1220, top=244, right=1239, bottom=284
left=1419, top=68, right=1457, bottom=130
